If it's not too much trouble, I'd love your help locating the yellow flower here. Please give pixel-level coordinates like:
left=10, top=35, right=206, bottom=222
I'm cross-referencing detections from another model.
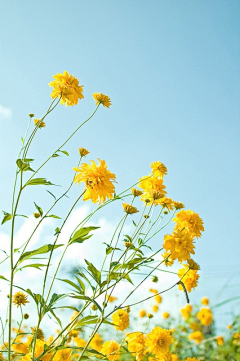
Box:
left=185, top=358, right=200, bottom=361
left=197, top=308, right=213, bottom=326
left=180, top=304, right=192, bottom=320
left=93, top=93, right=111, bottom=108
left=79, top=147, right=90, bottom=157
left=54, top=348, right=72, bottom=361
left=90, top=333, right=103, bottom=352
left=33, top=212, right=41, bottom=218
left=149, top=289, right=158, bottom=294
left=187, top=259, right=200, bottom=271
left=173, top=201, right=184, bottom=210
left=178, top=265, right=199, bottom=293
left=159, top=197, right=174, bottom=211
left=122, top=203, right=139, bottom=215
left=139, top=175, right=167, bottom=206
left=154, top=295, right=162, bottom=304
left=227, top=324, right=232, bottom=329
left=173, top=210, right=204, bottom=239
left=163, top=312, right=170, bottom=319
left=156, top=352, right=177, bottom=361
left=49, top=71, right=84, bottom=107
left=31, top=327, right=45, bottom=341
left=73, top=159, right=116, bottom=204
left=131, top=188, right=143, bottom=197
left=112, top=309, right=129, bottom=331
left=75, top=337, right=86, bottom=348
left=107, top=295, right=117, bottom=303
left=152, top=305, right=159, bottom=313
left=126, top=332, right=146, bottom=361
left=188, top=331, right=204, bottom=344
left=216, top=336, right=224, bottom=346
left=161, top=251, right=174, bottom=267
left=34, top=118, right=46, bottom=128
left=139, top=309, right=147, bottom=318
left=171, top=355, right=179, bottom=361
left=201, top=297, right=209, bottom=305
left=146, top=326, right=172, bottom=355
left=150, top=161, right=167, bottom=179
left=101, top=340, right=120, bottom=361
left=163, top=230, right=195, bottom=263
left=12, top=291, right=29, bottom=307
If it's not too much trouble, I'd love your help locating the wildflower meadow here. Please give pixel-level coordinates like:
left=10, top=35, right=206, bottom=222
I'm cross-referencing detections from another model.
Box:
left=0, top=70, right=239, bottom=361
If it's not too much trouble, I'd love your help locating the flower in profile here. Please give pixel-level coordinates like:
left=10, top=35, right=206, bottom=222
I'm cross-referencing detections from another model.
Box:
left=49, top=71, right=84, bottom=106
left=216, top=336, right=224, bottom=346
left=187, top=259, right=200, bottom=270
left=201, top=297, right=209, bottom=305
left=154, top=295, right=162, bottom=304
left=79, top=147, right=90, bottom=157
left=101, top=340, right=120, bottom=361
left=180, top=304, right=192, bottom=320
left=122, top=203, right=139, bottom=215
left=112, top=309, right=129, bottom=331
left=34, top=118, right=45, bottom=128
left=173, top=210, right=204, bottom=239
left=31, top=327, right=45, bottom=341
left=139, top=175, right=167, bottom=205
left=197, top=308, right=213, bottom=326
left=173, top=201, right=184, bottom=210
left=150, top=161, right=167, bottom=179
left=148, top=313, right=153, bottom=318
left=163, top=229, right=195, bottom=263
left=126, top=332, right=146, bottom=361
left=178, top=265, right=199, bottom=293
left=159, top=197, right=174, bottom=211
left=161, top=251, right=174, bottom=267
left=163, top=312, right=170, bottom=319
left=73, top=159, right=116, bottom=204
left=107, top=295, right=117, bottom=303
left=152, top=305, right=159, bottom=313
left=146, top=326, right=172, bottom=355
left=131, top=188, right=143, bottom=197
left=12, top=291, right=29, bottom=308
left=90, top=333, right=103, bottom=352
left=93, top=93, right=111, bottom=108
left=188, top=331, right=204, bottom=344
left=139, top=309, right=146, bottom=318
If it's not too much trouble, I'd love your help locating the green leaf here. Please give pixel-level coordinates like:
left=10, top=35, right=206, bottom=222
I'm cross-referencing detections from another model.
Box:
left=53, top=305, right=79, bottom=312
left=60, top=279, right=83, bottom=294
left=75, top=315, right=99, bottom=327
left=19, top=244, right=63, bottom=264
left=85, top=260, right=101, bottom=284
left=25, top=289, right=45, bottom=307
left=124, top=234, right=132, bottom=241
left=52, top=153, right=59, bottom=158
left=26, top=178, right=54, bottom=186
left=16, top=263, right=47, bottom=272
left=69, top=226, right=100, bottom=245
left=34, top=202, right=43, bottom=217
left=60, top=150, right=69, bottom=156
left=16, top=159, right=34, bottom=172
left=22, top=158, right=34, bottom=163
left=0, top=275, right=9, bottom=282
left=132, top=220, right=137, bottom=227
left=124, top=273, right=134, bottom=285
left=1, top=211, right=12, bottom=225
left=49, top=308, right=62, bottom=327
left=15, top=214, right=28, bottom=218
left=46, top=190, right=56, bottom=200
left=47, top=214, right=61, bottom=219
left=48, top=293, right=67, bottom=309
left=106, top=246, right=113, bottom=255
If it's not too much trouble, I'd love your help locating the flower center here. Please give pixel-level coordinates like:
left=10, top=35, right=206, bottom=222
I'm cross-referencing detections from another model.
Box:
left=157, top=338, right=165, bottom=346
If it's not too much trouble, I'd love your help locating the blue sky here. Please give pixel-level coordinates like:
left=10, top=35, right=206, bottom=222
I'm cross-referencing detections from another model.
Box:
left=0, top=0, right=240, bottom=328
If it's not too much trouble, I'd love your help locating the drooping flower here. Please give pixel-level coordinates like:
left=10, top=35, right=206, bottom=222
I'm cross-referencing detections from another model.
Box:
left=112, top=309, right=129, bottom=331
left=178, top=265, right=199, bottom=293
left=126, top=332, right=146, bottom=361
left=146, top=327, right=172, bottom=355
left=163, top=230, right=195, bottom=262
left=173, top=210, right=204, bottom=239
left=93, top=93, right=111, bottom=108
left=101, top=340, right=120, bottom=361
left=12, top=291, right=29, bottom=307
left=122, top=203, right=139, bottom=215
left=197, top=308, right=213, bottom=326
left=188, top=331, right=204, bottom=344
left=73, top=159, right=116, bottom=204
left=150, top=161, right=167, bottom=179
left=49, top=71, right=84, bottom=106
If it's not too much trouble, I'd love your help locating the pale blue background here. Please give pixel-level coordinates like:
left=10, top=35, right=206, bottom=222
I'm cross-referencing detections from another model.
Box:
left=0, top=0, right=240, bottom=330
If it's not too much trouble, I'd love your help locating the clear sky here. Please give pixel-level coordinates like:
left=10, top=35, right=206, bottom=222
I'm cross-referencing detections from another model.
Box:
left=0, top=0, right=240, bottom=329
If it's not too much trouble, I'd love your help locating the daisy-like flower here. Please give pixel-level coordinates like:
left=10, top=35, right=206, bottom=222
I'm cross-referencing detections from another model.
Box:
left=12, top=291, right=29, bottom=308
left=79, top=147, right=90, bottom=157
left=49, top=70, right=84, bottom=107
left=161, top=251, right=174, bottom=267
left=173, top=201, right=184, bottom=210
left=146, top=326, right=172, bottom=355
left=178, top=265, right=199, bottom=293
left=122, top=203, right=139, bottom=215
left=159, top=197, right=174, bottom=211
left=197, top=308, right=213, bottom=326
left=126, top=332, right=146, bottom=361
left=188, top=331, right=204, bottom=344
left=131, top=188, right=143, bottom=197
left=150, top=161, right=167, bottom=179
left=139, top=175, right=167, bottom=205
left=73, top=159, right=116, bottom=204
left=93, top=93, right=111, bottom=108
left=163, top=229, right=195, bottom=263
left=173, top=210, right=204, bottom=239
left=101, top=340, right=120, bottom=361
left=31, top=327, right=45, bottom=341
left=187, top=258, right=200, bottom=270
left=34, top=118, right=45, bottom=128
left=112, top=309, right=129, bottom=331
